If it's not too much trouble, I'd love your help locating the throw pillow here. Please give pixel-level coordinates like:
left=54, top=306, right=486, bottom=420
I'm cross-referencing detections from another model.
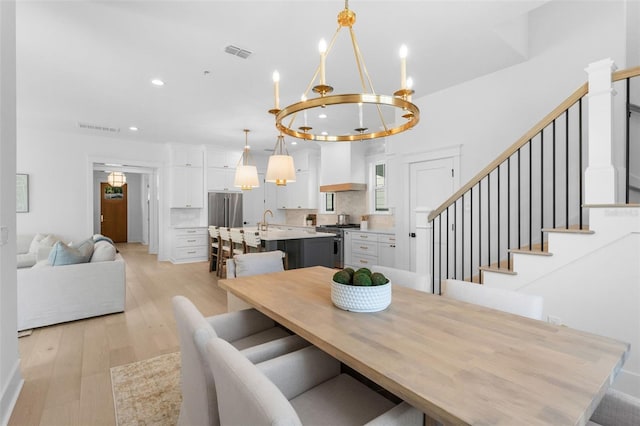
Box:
left=39, top=234, right=60, bottom=248
left=90, top=240, right=116, bottom=262
left=234, top=251, right=285, bottom=277
left=48, top=240, right=94, bottom=266
left=28, top=233, right=47, bottom=254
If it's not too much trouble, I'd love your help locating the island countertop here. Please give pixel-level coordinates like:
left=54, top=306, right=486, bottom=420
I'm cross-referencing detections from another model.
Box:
left=243, top=227, right=335, bottom=241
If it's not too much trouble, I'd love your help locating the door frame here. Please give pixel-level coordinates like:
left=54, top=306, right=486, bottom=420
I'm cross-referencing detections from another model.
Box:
left=86, top=157, right=162, bottom=255
left=395, top=145, right=461, bottom=271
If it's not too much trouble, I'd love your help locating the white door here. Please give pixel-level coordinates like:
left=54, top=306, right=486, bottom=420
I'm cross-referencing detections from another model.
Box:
left=409, top=158, right=455, bottom=271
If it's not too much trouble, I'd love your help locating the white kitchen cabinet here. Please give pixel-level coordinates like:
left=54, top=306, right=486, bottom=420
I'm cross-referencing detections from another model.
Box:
left=171, top=147, right=203, bottom=167
left=171, top=166, right=204, bottom=208
left=171, top=227, right=208, bottom=263
left=275, top=170, right=318, bottom=209
left=207, top=148, right=242, bottom=168
left=344, top=231, right=395, bottom=269
left=207, top=167, right=240, bottom=192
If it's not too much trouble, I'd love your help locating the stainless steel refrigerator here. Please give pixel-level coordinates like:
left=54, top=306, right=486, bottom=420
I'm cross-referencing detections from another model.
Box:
left=208, top=192, right=243, bottom=228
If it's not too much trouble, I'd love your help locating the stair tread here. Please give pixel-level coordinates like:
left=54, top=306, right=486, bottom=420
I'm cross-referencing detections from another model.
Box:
left=542, top=227, right=594, bottom=234
left=509, top=249, right=553, bottom=256
left=479, top=266, right=517, bottom=275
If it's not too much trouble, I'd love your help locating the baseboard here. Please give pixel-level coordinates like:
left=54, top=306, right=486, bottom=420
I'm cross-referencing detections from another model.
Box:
left=613, top=369, right=640, bottom=399
left=0, top=358, right=23, bottom=426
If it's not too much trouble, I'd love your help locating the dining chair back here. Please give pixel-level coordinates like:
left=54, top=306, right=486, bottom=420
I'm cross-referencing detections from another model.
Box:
left=208, top=226, right=219, bottom=273
left=371, top=265, right=431, bottom=293
left=203, top=337, right=423, bottom=426
left=172, top=296, right=309, bottom=426
left=443, top=279, right=544, bottom=320
left=589, top=388, right=640, bottom=426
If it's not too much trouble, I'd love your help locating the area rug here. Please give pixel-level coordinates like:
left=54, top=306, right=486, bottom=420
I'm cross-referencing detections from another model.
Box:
left=110, top=351, right=182, bottom=426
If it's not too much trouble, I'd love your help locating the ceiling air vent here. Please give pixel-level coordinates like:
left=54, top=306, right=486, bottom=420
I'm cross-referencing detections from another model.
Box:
left=78, top=122, right=120, bottom=133
left=225, top=45, right=252, bottom=59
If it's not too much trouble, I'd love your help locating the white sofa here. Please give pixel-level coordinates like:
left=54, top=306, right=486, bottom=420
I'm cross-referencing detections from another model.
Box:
left=17, top=234, right=126, bottom=331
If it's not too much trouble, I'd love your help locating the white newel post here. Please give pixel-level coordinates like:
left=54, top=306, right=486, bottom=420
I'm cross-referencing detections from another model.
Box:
left=414, top=208, right=432, bottom=276
left=585, top=58, right=618, bottom=204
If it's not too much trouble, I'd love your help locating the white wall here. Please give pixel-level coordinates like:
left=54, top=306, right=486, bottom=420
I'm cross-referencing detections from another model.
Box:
left=16, top=128, right=167, bottom=251
left=0, top=2, right=23, bottom=424
left=389, top=0, right=630, bottom=270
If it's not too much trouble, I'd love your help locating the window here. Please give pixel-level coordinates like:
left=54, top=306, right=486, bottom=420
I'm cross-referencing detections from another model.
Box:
left=325, top=192, right=335, bottom=212
left=374, top=162, right=388, bottom=212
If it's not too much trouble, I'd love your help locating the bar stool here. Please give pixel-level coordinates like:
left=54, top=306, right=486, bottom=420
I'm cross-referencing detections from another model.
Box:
left=217, top=227, right=232, bottom=278
left=243, top=230, right=262, bottom=253
left=230, top=228, right=246, bottom=257
left=208, top=226, right=219, bottom=273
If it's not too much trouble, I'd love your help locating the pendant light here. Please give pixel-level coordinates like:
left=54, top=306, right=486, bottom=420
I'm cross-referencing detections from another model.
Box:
left=107, top=171, right=126, bottom=188
left=234, top=129, right=260, bottom=190
left=265, top=132, right=296, bottom=186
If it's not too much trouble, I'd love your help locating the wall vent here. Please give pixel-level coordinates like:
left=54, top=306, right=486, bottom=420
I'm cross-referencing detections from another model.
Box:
left=225, top=45, right=252, bottom=59
left=78, top=122, right=120, bottom=133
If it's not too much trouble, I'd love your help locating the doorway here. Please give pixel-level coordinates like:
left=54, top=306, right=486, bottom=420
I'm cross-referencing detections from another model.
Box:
left=100, top=182, right=128, bottom=242
left=409, top=157, right=456, bottom=271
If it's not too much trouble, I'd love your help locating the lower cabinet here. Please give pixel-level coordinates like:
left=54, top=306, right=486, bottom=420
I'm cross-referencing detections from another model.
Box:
left=171, top=227, right=208, bottom=263
left=345, top=232, right=395, bottom=269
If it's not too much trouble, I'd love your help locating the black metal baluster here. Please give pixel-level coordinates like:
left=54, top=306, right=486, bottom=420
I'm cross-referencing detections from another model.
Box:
left=438, top=215, right=442, bottom=293
left=470, top=186, right=474, bottom=282
left=497, top=165, right=501, bottom=269
left=507, top=157, right=511, bottom=269
left=479, top=180, right=482, bottom=277
left=552, top=120, right=556, bottom=228
left=518, top=148, right=521, bottom=250
left=579, top=99, right=583, bottom=229
left=431, top=219, right=435, bottom=293
left=446, top=207, right=449, bottom=279
left=462, top=192, right=465, bottom=280
left=529, top=140, right=532, bottom=250
left=626, top=78, right=631, bottom=204
left=566, top=109, right=569, bottom=229
left=454, top=201, right=457, bottom=279
left=541, top=131, right=544, bottom=248
left=488, top=172, right=491, bottom=269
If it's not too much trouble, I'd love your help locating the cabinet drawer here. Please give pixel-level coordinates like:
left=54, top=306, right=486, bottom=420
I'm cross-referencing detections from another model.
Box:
left=175, top=227, right=207, bottom=236
left=174, top=246, right=208, bottom=260
left=351, top=253, right=377, bottom=267
left=352, top=241, right=378, bottom=256
left=351, top=232, right=378, bottom=242
left=176, top=234, right=208, bottom=248
left=379, top=234, right=396, bottom=244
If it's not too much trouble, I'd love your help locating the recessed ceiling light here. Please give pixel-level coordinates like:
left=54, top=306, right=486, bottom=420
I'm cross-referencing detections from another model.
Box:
left=129, top=126, right=139, bottom=131
left=291, top=141, right=298, bottom=145
left=319, top=113, right=327, bottom=119
left=321, top=131, right=328, bottom=136
left=151, top=79, right=165, bottom=86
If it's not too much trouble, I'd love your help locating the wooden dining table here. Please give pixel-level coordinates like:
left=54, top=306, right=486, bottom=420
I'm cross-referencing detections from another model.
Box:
left=219, top=266, right=630, bottom=425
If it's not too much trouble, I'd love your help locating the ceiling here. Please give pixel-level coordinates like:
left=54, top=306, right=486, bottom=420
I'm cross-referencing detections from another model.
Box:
left=16, top=0, right=548, bottom=151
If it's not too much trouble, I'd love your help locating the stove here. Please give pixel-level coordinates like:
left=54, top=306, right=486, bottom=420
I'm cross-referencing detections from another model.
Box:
left=316, top=224, right=360, bottom=268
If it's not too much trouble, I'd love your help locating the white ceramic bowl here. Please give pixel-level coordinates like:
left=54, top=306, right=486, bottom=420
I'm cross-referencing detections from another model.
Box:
left=331, top=280, right=392, bottom=312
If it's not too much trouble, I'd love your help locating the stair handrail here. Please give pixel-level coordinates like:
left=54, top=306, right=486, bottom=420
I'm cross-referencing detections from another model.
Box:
left=428, top=65, right=640, bottom=223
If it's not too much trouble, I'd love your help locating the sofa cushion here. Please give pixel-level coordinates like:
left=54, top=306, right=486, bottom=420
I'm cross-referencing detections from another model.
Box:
left=28, top=233, right=47, bottom=254
left=17, top=253, right=37, bottom=269
left=91, top=240, right=116, bottom=262
left=49, top=240, right=94, bottom=266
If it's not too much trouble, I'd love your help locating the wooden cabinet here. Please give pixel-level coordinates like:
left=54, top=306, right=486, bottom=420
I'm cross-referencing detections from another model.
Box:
left=171, top=227, right=208, bottom=263
left=345, top=231, right=395, bottom=269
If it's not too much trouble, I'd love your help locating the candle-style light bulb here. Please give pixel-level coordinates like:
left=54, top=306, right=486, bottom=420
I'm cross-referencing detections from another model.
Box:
left=358, top=102, right=363, bottom=128
left=319, top=39, right=328, bottom=85
left=406, top=77, right=414, bottom=102
left=273, top=70, right=280, bottom=109
left=301, top=94, right=308, bottom=126
left=399, top=44, right=408, bottom=90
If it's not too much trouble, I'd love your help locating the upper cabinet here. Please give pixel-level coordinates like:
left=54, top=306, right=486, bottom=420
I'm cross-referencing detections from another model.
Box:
left=207, top=148, right=242, bottom=169
left=170, top=146, right=204, bottom=208
left=275, top=150, right=319, bottom=209
left=206, top=147, right=243, bottom=192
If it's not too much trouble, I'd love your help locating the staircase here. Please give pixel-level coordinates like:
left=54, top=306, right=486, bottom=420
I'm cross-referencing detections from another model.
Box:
left=427, top=60, right=640, bottom=397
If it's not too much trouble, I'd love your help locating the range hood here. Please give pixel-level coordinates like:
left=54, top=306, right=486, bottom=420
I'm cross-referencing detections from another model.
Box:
left=319, top=183, right=366, bottom=192
left=319, top=144, right=367, bottom=192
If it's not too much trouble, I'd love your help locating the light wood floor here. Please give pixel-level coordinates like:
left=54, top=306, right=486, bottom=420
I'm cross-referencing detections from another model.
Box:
left=9, top=243, right=227, bottom=426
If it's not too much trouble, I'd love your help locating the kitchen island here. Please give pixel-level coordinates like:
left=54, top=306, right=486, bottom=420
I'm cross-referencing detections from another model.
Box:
left=253, top=227, right=335, bottom=269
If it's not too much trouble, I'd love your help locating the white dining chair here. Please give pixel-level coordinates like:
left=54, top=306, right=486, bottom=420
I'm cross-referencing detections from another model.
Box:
left=589, top=388, right=640, bottom=426
left=172, top=295, right=309, bottom=426
left=243, top=230, right=262, bottom=253
left=229, top=227, right=246, bottom=256
left=371, top=265, right=431, bottom=293
left=443, top=279, right=544, bottom=320
left=202, top=336, right=423, bottom=426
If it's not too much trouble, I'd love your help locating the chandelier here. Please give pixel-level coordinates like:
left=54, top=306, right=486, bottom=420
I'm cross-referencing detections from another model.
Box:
left=107, top=172, right=126, bottom=188
left=268, top=0, right=419, bottom=142
left=266, top=132, right=296, bottom=186
left=234, top=129, right=260, bottom=190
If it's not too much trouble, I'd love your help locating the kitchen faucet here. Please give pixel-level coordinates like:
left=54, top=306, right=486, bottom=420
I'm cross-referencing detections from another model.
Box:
left=260, top=209, right=273, bottom=231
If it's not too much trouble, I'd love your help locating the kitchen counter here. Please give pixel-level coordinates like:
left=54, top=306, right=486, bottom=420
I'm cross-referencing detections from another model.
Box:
left=259, top=229, right=335, bottom=241
left=348, top=228, right=395, bottom=235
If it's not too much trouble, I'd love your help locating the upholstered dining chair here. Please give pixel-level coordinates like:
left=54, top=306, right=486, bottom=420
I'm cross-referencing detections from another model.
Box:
left=589, top=388, right=640, bottom=426
left=208, top=226, right=219, bottom=273
left=225, top=250, right=287, bottom=312
left=202, top=336, right=423, bottom=426
left=371, top=265, right=431, bottom=293
left=172, top=295, right=309, bottom=426
left=443, top=279, right=544, bottom=320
